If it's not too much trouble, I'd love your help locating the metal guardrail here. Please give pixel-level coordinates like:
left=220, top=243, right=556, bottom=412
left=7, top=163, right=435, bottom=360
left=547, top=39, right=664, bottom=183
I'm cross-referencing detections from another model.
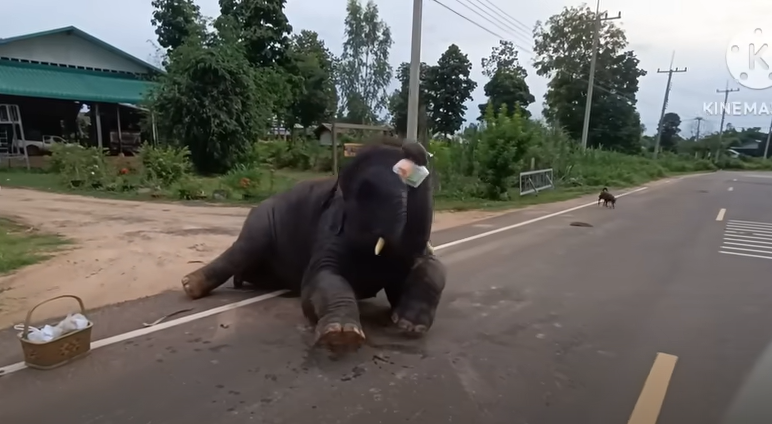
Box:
left=519, top=168, right=554, bottom=196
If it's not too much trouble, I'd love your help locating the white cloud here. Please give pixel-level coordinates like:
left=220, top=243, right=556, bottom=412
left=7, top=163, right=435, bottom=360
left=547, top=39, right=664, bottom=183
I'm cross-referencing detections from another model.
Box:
left=3, top=0, right=772, bottom=134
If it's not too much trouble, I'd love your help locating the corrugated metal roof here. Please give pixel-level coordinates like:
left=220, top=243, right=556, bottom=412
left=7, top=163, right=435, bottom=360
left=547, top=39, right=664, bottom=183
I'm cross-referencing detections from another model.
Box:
left=0, top=26, right=164, bottom=74
left=0, top=60, right=156, bottom=104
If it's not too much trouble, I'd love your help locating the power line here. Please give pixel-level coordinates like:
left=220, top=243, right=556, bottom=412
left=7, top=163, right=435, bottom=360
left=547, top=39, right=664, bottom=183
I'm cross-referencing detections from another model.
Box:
left=476, top=0, right=533, bottom=36
left=462, top=0, right=533, bottom=46
left=449, top=0, right=530, bottom=48
left=429, top=0, right=639, bottom=107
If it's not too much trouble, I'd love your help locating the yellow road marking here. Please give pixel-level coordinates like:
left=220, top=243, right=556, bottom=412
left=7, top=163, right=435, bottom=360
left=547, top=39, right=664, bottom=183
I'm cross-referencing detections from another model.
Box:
left=627, top=352, right=678, bottom=424
left=716, top=208, right=726, bottom=221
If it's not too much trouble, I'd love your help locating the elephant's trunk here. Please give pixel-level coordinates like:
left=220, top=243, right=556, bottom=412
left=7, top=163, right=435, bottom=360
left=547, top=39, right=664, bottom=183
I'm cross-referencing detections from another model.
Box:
left=374, top=185, right=407, bottom=255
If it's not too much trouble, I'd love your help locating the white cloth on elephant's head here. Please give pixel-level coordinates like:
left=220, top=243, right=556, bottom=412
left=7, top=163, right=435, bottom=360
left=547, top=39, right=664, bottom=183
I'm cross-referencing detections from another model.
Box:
left=392, top=159, right=429, bottom=187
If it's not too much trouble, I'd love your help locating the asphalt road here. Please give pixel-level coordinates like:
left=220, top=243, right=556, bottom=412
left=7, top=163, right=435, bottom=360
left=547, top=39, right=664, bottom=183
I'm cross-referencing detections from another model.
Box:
left=2, top=172, right=772, bottom=424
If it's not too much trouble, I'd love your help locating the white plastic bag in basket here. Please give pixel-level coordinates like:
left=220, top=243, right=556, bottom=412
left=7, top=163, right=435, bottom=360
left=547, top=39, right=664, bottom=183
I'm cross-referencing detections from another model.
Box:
left=15, top=313, right=90, bottom=343
left=25, top=325, right=61, bottom=343
left=56, top=313, right=90, bottom=334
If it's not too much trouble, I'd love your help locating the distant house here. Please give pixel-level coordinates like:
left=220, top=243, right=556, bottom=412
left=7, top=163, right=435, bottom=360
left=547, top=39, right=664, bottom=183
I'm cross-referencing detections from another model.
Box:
left=732, top=140, right=763, bottom=157
left=0, top=26, right=163, bottom=154
left=313, top=122, right=393, bottom=146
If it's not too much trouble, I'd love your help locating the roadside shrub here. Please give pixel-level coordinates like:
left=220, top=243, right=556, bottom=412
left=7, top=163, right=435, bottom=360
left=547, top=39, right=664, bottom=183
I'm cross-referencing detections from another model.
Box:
left=173, top=176, right=208, bottom=200
left=138, top=143, right=191, bottom=188
left=222, top=164, right=265, bottom=199
left=475, top=105, right=537, bottom=200
left=49, top=143, right=114, bottom=188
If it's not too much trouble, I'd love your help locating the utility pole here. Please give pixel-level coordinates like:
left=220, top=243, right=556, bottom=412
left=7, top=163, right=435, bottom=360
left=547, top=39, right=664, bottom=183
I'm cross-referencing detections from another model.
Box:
left=405, top=0, right=424, bottom=144
left=764, top=115, right=771, bottom=160
left=694, top=117, right=703, bottom=140
left=580, top=0, right=621, bottom=149
left=715, top=83, right=740, bottom=162
left=652, top=53, right=687, bottom=159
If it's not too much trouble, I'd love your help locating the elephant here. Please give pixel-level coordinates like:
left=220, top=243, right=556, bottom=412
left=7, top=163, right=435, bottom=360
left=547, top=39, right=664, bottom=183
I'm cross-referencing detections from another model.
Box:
left=181, top=140, right=446, bottom=351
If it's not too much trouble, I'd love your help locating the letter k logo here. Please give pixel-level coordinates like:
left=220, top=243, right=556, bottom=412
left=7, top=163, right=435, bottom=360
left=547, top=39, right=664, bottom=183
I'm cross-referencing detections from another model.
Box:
left=749, top=43, right=769, bottom=70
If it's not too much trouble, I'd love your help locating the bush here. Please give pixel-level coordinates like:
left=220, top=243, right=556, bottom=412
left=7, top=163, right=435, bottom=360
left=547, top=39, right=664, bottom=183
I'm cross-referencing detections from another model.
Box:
left=138, top=143, right=191, bottom=188
left=49, top=143, right=114, bottom=188
left=474, top=105, right=535, bottom=199
left=173, top=176, right=208, bottom=200
left=243, top=139, right=331, bottom=172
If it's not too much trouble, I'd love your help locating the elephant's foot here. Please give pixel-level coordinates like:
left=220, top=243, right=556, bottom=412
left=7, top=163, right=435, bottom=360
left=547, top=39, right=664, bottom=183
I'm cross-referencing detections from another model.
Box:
left=314, top=322, right=366, bottom=352
left=181, top=270, right=216, bottom=300
left=391, top=312, right=428, bottom=336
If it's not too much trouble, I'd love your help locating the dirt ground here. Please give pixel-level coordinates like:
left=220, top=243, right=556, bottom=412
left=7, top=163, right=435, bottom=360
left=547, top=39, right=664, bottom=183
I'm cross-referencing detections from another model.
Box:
left=0, top=188, right=507, bottom=330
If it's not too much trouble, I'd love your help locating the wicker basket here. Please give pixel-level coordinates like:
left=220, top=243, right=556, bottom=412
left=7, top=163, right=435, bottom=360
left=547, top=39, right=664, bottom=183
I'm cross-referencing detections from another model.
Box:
left=18, top=295, right=93, bottom=370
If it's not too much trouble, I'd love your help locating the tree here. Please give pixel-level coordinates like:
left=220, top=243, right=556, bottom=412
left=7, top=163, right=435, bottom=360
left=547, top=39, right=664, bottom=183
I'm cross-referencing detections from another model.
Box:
left=146, top=32, right=273, bottom=174
left=533, top=5, right=646, bottom=153
left=388, top=62, right=432, bottom=136
left=427, top=44, right=477, bottom=137
left=658, top=112, right=681, bottom=152
left=283, top=30, right=338, bottom=128
left=215, top=0, right=296, bottom=126
left=337, top=0, right=393, bottom=124
left=475, top=103, right=536, bottom=200
left=150, top=0, right=208, bottom=57
left=477, top=40, right=534, bottom=120
left=217, top=0, right=293, bottom=68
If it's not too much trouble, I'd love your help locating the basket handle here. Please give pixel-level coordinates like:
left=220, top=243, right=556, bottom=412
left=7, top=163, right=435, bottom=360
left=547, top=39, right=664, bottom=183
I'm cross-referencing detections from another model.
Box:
left=21, top=295, right=86, bottom=341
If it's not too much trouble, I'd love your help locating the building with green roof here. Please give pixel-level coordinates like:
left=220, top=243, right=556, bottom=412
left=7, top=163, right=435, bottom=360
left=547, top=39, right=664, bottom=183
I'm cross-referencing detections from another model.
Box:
left=0, top=26, right=162, bottom=155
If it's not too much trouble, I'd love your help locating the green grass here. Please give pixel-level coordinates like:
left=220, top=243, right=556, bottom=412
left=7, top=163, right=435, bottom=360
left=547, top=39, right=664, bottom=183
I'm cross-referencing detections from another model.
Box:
left=0, top=168, right=331, bottom=204
left=0, top=218, right=71, bottom=275
left=0, top=168, right=711, bottom=212
left=434, top=186, right=601, bottom=211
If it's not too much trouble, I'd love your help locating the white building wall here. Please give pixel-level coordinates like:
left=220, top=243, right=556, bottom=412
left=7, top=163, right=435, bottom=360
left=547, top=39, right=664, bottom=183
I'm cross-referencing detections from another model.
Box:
left=0, top=32, right=149, bottom=74
left=319, top=131, right=332, bottom=146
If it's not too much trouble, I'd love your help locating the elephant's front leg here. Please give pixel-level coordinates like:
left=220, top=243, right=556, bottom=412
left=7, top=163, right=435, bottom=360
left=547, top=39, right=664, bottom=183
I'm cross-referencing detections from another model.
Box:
left=385, top=255, right=447, bottom=335
left=301, top=269, right=365, bottom=352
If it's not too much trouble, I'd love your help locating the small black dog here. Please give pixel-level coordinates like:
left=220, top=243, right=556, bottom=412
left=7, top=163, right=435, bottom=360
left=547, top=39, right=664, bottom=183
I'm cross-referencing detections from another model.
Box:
left=598, top=187, right=616, bottom=208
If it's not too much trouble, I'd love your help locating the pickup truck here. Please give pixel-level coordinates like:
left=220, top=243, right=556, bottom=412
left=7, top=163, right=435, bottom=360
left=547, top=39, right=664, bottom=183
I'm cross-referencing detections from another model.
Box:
left=14, top=135, right=68, bottom=156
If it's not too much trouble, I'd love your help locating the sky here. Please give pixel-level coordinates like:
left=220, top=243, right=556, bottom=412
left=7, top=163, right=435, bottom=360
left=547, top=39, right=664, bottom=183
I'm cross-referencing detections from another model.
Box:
left=3, top=0, right=772, bottom=137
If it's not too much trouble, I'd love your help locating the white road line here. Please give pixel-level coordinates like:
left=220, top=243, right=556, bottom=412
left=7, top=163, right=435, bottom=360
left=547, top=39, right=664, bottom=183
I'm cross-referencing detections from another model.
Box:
left=726, top=224, right=772, bottom=231
left=724, top=230, right=772, bottom=240
left=724, top=237, right=772, bottom=245
left=728, top=187, right=734, bottom=191
left=720, top=251, right=772, bottom=260
left=0, top=186, right=652, bottom=376
left=726, top=227, right=772, bottom=236
left=721, top=246, right=772, bottom=254
left=726, top=222, right=772, bottom=230
left=727, top=222, right=772, bottom=227
left=723, top=234, right=772, bottom=242
left=434, top=187, right=648, bottom=251
left=728, top=219, right=772, bottom=227
left=716, top=209, right=726, bottom=221
left=723, top=241, right=772, bottom=249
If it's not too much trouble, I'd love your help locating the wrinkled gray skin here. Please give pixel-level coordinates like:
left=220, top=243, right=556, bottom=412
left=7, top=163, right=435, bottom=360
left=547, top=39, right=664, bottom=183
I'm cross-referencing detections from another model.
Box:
left=181, top=142, right=446, bottom=351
